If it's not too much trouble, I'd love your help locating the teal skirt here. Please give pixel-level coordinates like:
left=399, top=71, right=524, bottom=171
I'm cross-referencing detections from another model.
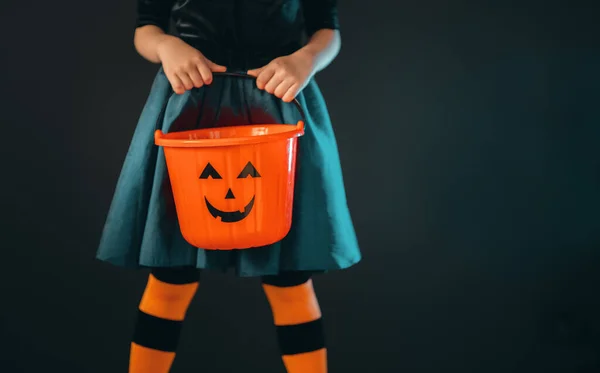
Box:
left=96, top=69, right=361, bottom=277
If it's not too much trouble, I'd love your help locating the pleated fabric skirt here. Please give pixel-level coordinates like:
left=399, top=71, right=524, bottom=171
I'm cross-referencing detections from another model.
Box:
left=96, top=69, right=361, bottom=277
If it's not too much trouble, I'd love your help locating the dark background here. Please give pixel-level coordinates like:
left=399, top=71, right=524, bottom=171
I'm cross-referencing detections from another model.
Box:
left=1, top=1, right=599, bottom=372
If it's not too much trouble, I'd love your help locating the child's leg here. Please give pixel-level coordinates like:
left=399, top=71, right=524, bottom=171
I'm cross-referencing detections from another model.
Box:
left=130, top=266, right=200, bottom=373
left=261, top=271, right=327, bottom=373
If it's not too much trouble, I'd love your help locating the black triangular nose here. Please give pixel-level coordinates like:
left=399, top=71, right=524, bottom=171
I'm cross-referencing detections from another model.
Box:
left=225, top=189, right=235, bottom=199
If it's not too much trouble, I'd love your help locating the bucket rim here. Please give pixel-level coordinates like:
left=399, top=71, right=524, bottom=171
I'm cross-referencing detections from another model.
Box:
left=155, top=121, right=305, bottom=148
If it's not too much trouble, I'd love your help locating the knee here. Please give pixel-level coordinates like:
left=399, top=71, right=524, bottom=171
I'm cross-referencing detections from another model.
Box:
left=139, top=267, right=200, bottom=320
left=145, top=267, right=200, bottom=299
left=261, top=272, right=317, bottom=304
left=261, top=272, right=321, bottom=325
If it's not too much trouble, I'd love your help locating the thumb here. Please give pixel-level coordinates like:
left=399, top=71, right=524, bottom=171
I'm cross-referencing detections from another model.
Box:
left=206, top=59, right=227, bottom=72
left=246, top=66, right=264, bottom=77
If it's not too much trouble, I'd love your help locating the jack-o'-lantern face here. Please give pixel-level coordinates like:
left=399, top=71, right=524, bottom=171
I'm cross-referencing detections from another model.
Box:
left=199, top=161, right=261, bottom=223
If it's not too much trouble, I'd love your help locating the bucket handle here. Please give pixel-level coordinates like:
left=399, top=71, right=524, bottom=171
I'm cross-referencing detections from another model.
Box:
left=154, top=71, right=306, bottom=136
left=212, top=71, right=306, bottom=125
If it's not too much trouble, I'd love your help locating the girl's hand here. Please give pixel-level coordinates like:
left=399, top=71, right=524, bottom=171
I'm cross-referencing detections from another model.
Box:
left=247, top=50, right=316, bottom=102
left=156, top=36, right=227, bottom=94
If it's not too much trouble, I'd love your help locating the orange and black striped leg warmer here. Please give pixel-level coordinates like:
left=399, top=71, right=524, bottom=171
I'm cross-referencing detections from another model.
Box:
left=262, top=272, right=327, bottom=373
left=130, top=267, right=200, bottom=373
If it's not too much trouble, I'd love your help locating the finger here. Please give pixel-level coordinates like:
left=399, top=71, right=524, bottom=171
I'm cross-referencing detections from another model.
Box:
left=246, top=67, right=264, bottom=77
left=187, top=66, right=204, bottom=88
left=207, top=59, right=227, bottom=72
left=166, top=71, right=186, bottom=94
left=264, top=71, right=286, bottom=94
left=177, top=71, right=194, bottom=91
left=196, top=61, right=214, bottom=85
left=282, top=83, right=301, bottom=103
left=274, top=78, right=295, bottom=99
left=256, top=66, right=277, bottom=90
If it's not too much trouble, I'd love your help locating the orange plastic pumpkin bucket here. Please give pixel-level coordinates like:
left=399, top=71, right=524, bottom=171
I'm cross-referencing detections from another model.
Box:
left=154, top=73, right=305, bottom=250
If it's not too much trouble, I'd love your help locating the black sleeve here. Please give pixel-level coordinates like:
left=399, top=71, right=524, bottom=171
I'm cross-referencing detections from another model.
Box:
left=135, top=0, right=176, bottom=32
left=301, top=0, right=340, bottom=37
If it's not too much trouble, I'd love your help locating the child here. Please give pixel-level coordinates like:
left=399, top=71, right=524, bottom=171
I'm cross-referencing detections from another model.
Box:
left=97, top=1, right=361, bottom=372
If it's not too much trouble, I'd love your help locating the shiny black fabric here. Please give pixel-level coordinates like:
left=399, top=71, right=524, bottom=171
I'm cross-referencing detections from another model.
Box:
left=135, top=0, right=339, bottom=69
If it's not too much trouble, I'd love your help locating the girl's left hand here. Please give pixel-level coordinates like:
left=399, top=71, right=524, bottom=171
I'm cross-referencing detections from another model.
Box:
left=247, top=50, right=315, bottom=102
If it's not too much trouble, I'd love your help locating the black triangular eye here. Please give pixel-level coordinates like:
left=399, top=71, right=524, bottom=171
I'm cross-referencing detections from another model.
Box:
left=199, top=163, right=222, bottom=179
left=237, top=162, right=261, bottom=178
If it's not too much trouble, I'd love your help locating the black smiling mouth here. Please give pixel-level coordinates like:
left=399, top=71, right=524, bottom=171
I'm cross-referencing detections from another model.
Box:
left=204, top=196, right=256, bottom=223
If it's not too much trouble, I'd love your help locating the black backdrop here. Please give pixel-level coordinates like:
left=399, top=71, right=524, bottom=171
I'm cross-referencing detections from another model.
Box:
left=1, top=1, right=599, bottom=372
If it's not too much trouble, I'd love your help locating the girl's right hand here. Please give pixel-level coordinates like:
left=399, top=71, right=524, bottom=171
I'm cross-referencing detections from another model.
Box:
left=156, top=36, right=227, bottom=94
